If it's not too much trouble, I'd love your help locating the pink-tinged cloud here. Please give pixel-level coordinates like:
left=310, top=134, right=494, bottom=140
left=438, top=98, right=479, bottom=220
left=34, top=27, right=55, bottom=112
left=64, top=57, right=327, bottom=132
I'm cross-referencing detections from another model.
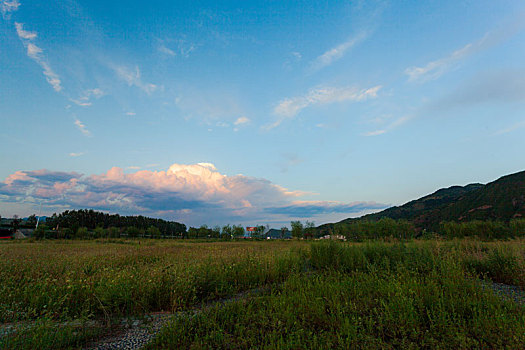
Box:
left=0, top=163, right=387, bottom=226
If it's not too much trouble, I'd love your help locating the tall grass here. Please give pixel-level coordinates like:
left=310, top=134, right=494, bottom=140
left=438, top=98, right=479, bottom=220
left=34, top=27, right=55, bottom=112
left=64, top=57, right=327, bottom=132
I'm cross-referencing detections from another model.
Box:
left=0, top=240, right=305, bottom=324
left=150, top=241, right=525, bottom=349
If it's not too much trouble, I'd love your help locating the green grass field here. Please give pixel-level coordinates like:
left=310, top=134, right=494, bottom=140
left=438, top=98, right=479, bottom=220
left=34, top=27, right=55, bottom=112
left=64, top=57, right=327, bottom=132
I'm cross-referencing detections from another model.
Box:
left=0, top=239, right=524, bottom=349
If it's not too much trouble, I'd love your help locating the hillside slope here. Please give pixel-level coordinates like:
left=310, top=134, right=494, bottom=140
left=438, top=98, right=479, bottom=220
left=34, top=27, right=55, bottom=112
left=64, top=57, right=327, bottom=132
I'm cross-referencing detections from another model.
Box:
left=320, top=170, right=525, bottom=233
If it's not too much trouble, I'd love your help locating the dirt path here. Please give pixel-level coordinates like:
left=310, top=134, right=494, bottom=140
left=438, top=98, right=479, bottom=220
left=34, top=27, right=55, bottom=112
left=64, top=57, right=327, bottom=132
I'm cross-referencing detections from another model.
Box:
left=85, top=286, right=271, bottom=350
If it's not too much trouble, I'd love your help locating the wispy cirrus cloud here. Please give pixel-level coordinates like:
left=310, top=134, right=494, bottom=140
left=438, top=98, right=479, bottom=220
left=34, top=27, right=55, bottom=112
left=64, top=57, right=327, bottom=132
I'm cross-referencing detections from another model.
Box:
left=157, top=38, right=196, bottom=58
left=311, top=32, right=368, bottom=71
left=363, top=115, right=412, bottom=137
left=113, top=65, right=158, bottom=94
left=158, top=44, right=176, bottom=56
left=265, top=200, right=387, bottom=217
left=267, top=85, right=381, bottom=129
left=70, top=88, right=104, bottom=107
left=74, top=119, right=91, bottom=137
left=405, top=14, right=525, bottom=82
left=0, top=163, right=386, bottom=226
left=405, top=41, right=482, bottom=82
left=15, top=22, right=62, bottom=92
left=366, top=69, right=525, bottom=136
left=495, top=120, right=525, bottom=135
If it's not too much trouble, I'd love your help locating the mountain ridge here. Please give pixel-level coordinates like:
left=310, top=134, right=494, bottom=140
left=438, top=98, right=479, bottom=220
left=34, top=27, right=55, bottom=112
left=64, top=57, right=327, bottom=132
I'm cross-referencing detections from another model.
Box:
left=319, top=170, right=525, bottom=233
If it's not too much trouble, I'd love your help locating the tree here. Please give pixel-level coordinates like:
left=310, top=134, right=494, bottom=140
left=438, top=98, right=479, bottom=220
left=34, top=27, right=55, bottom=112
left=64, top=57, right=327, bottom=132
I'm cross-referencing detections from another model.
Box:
left=304, top=221, right=315, bottom=239
left=255, top=225, right=266, bottom=239
left=291, top=221, right=303, bottom=239
left=187, top=227, right=198, bottom=239
left=232, top=225, right=245, bottom=237
left=27, top=214, right=37, bottom=227
left=76, top=226, right=89, bottom=239
left=198, top=225, right=211, bottom=238
left=11, top=215, right=21, bottom=232
left=280, top=226, right=289, bottom=239
left=108, top=227, right=120, bottom=238
left=125, top=226, right=141, bottom=238
left=147, top=226, right=161, bottom=238
left=221, top=224, right=233, bottom=239
left=94, top=226, right=105, bottom=239
left=34, top=224, right=47, bottom=240
left=211, top=226, right=221, bottom=239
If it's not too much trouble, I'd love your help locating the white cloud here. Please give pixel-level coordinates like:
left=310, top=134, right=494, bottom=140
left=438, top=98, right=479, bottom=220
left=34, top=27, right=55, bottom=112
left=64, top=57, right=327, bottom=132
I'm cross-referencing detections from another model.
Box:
left=15, top=22, right=36, bottom=39
left=234, top=116, right=250, bottom=125
left=74, top=119, right=91, bottom=136
left=125, top=111, right=136, bottom=116
left=0, top=163, right=387, bottom=226
left=89, top=88, right=104, bottom=98
left=1, top=0, right=19, bottom=18
left=268, top=85, right=381, bottom=129
left=495, top=120, right=525, bottom=135
left=70, top=88, right=104, bottom=107
left=114, top=65, right=157, bottom=94
left=158, top=44, right=176, bottom=56
left=311, top=32, right=368, bottom=71
left=363, top=115, right=412, bottom=136
left=405, top=42, right=479, bottom=82
left=15, top=23, right=62, bottom=92
left=126, top=166, right=141, bottom=170
left=363, top=129, right=386, bottom=136
left=69, top=152, right=85, bottom=157
left=70, top=100, right=91, bottom=107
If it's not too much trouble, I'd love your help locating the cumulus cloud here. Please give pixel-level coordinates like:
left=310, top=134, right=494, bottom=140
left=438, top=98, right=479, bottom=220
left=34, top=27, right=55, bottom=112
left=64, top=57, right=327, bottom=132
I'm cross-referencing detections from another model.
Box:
left=0, top=163, right=387, bottom=226
left=114, top=65, right=157, bottom=94
left=74, top=119, right=91, bottom=136
left=268, top=85, right=381, bottom=129
left=15, top=22, right=62, bottom=92
left=311, top=32, right=368, bottom=71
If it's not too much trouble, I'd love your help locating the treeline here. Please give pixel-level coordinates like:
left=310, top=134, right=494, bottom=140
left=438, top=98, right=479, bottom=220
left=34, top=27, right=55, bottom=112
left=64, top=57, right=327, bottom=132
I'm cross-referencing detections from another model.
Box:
left=186, top=224, right=247, bottom=239
left=440, top=219, right=525, bottom=240
left=38, top=209, right=186, bottom=239
left=323, top=217, right=525, bottom=241
left=330, top=218, right=416, bottom=241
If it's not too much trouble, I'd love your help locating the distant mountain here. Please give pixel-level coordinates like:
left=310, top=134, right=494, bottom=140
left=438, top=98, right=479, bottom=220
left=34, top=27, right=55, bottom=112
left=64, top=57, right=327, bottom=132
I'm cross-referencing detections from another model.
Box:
left=320, top=170, right=525, bottom=233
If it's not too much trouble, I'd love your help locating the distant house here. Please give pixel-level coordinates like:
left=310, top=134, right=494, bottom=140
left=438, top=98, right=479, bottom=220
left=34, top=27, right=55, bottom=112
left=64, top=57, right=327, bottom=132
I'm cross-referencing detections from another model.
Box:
left=265, top=229, right=292, bottom=239
left=319, top=234, right=346, bottom=241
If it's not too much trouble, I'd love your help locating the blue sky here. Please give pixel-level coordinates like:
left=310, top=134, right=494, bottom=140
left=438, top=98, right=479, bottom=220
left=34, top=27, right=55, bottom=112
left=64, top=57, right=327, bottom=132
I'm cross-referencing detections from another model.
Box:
left=1, top=0, right=525, bottom=227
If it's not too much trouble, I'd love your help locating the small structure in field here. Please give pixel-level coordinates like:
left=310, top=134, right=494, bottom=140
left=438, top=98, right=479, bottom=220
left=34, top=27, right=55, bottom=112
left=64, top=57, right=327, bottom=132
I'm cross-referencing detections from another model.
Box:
left=319, top=234, right=346, bottom=241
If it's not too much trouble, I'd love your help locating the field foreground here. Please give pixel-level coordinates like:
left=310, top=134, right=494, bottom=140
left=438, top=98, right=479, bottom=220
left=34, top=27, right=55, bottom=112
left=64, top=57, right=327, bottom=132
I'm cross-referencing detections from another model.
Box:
left=0, top=239, right=524, bottom=349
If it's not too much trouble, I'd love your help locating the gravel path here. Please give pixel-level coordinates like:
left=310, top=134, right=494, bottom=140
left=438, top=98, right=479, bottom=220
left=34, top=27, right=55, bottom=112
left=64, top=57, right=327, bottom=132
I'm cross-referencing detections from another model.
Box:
left=87, top=313, right=172, bottom=350
left=85, top=286, right=271, bottom=350
left=482, top=281, right=525, bottom=305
